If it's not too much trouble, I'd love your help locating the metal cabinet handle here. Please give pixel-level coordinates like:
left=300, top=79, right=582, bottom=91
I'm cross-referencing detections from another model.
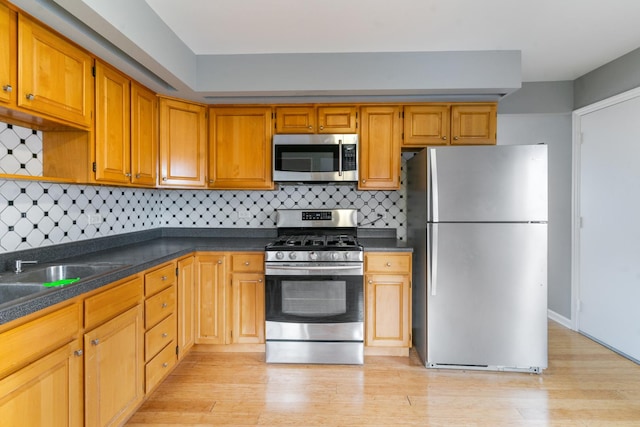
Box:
left=135, top=173, right=141, bottom=179
left=319, top=125, right=324, bottom=130
left=453, top=136, right=459, bottom=140
left=308, top=125, right=312, bottom=130
left=209, top=179, right=215, bottom=184
left=91, top=339, right=99, bottom=346
left=368, top=280, right=373, bottom=284
left=161, top=302, right=168, bottom=308
left=162, top=177, right=168, bottom=181
left=25, top=93, right=35, bottom=100
left=442, top=136, right=447, bottom=140
left=74, top=350, right=83, bottom=357
left=2, top=84, right=12, bottom=92
left=162, top=362, right=169, bottom=368
left=258, top=279, right=262, bottom=283
left=386, top=262, right=392, bottom=267
left=244, top=261, right=250, bottom=266
left=162, top=332, right=168, bottom=338
left=217, top=260, right=223, bottom=264
left=362, top=179, right=366, bottom=183
left=161, top=275, right=168, bottom=281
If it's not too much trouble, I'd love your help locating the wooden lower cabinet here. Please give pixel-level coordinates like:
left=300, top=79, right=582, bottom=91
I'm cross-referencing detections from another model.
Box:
left=0, top=339, right=84, bottom=426
left=177, top=255, right=196, bottom=359
left=84, top=304, right=144, bottom=427
left=196, top=252, right=265, bottom=347
left=84, top=276, right=144, bottom=427
left=364, top=253, right=412, bottom=355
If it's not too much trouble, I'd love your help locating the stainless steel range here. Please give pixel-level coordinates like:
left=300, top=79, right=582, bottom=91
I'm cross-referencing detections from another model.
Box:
left=264, top=209, right=364, bottom=364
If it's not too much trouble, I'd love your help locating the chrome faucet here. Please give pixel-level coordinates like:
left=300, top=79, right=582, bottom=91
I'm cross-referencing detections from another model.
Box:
left=15, top=260, right=37, bottom=273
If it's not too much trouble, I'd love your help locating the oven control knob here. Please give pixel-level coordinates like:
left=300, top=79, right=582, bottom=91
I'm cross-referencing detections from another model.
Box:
left=331, top=252, right=339, bottom=260
left=289, top=252, right=297, bottom=260
left=309, top=251, right=318, bottom=260
left=275, top=251, right=284, bottom=260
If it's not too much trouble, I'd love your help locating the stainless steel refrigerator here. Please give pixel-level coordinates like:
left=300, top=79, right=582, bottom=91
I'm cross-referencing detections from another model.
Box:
left=407, top=145, right=548, bottom=373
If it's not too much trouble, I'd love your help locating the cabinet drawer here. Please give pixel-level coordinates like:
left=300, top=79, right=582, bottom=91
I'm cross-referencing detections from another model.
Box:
left=145, top=339, right=176, bottom=393
left=0, top=303, right=81, bottom=378
left=84, top=276, right=143, bottom=330
left=145, top=312, right=176, bottom=361
left=145, top=263, right=176, bottom=297
left=231, top=253, right=264, bottom=272
left=365, top=253, right=412, bottom=274
left=145, top=285, right=176, bottom=329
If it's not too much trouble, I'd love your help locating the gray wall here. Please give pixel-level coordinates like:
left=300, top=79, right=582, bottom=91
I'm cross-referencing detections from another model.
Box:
left=574, top=47, right=640, bottom=109
left=498, top=81, right=574, bottom=319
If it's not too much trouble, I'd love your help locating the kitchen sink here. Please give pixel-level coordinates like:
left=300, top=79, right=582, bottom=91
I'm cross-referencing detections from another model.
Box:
left=7, top=263, right=128, bottom=284
left=0, top=262, right=130, bottom=306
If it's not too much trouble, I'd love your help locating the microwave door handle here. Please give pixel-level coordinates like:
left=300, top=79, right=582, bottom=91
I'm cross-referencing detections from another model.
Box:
left=338, top=139, right=343, bottom=176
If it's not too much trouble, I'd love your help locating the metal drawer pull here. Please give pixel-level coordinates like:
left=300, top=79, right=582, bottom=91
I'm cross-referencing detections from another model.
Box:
left=244, top=261, right=250, bottom=266
left=26, top=93, right=35, bottom=100
left=161, top=275, right=167, bottom=281
left=3, top=84, right=12, bottom=92
left=74, top=350, right=83, bottom=357
left=91, top=339, right=99, bottom=346
left=162, top=362, right=169, bottom=368
left=386, top=262, right=392, bottom=267
left=162, top=332, right=168, bottom=338
left=162, top=302, right=168, bottom=308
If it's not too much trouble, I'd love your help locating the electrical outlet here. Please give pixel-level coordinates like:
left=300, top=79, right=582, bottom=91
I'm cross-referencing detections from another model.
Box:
left=238, top=211, right=251, bottom=219
left=87, top=213, right=103, bottom=225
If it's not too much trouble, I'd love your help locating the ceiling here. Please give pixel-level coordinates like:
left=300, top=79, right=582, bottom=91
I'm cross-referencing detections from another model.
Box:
left=11, top=0, right=640, bottom=102
left=145, top=0, right=640, bottom=82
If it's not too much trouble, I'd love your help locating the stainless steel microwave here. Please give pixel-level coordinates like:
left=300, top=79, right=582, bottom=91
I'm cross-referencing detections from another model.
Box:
left=272, top=134, right=358, bottom=183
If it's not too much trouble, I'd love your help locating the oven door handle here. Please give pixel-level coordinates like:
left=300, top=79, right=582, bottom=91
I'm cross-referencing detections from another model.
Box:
left=266, top=265, right=362, bottom=271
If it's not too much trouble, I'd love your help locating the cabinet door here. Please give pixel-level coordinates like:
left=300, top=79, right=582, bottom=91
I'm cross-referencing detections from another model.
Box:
left=84, top=305, right=144, bottom=427
left=131, top=82, right=158, bottom=186
left=18, top=14, right=93, bottom=127
left=0, top=339, right=83, bottom=427
left=450, top=103, right=497, bottom=145
left=359, top=106, right=402, bottom=190
left=317, top=106, right=357, bottom=133
left=365, top=273, right=411, bottom=347
left=177, top=256, right=196, bottom=358
left=94, top=60, right=131, bottom=184
left=195, top=253, right=226, bottom=344
left=208, top=107, right=273, bottom=189
left=0, top=3, right=16, bottom=105
left=230, top=272, right=265, bottom=344
left=158, top=97, right=207, bottom=187
left=275, top=106, right=315, bottom=133
left=403, top=105, right=450, bottom=147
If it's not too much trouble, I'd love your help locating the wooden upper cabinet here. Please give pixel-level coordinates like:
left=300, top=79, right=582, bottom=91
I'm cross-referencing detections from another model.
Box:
left=275, top=106, right=315, bottom=134
left=17, top=14, right=93, bottom=128
left=403, top=105, right=450, bottom=146
left=208, top=107, right=273, bottom=189
left=359, top=105, right=402, bottom=190
left=94, top=60, right=131, bottom=184
left=317, top=106, right=357, bottom=133
left=158, top=97, right=207, bottom=188
left=275, top=106, right=357, bottom=134
left=450, top=103, right=497, bottom=145
left=0, top=3, right=16, bottom=105
left=130, top=82, right=158, bottom=186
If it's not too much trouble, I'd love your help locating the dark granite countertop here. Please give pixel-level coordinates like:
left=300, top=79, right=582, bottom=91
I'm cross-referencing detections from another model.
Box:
left=0, top=228, right=411, bottom=325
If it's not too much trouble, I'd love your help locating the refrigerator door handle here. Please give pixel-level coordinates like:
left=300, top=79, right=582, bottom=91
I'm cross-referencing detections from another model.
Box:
left=430, top=148, right=439, bottom=222
left=430, top=224, right=439, bottom=296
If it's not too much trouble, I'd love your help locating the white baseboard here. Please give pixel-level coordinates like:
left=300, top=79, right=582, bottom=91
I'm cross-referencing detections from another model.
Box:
left=547, top=309, right=573, bottom=329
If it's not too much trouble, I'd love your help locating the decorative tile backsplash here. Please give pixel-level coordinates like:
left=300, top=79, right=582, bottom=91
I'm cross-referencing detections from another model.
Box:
left=0, top=123, right=410, bottom=253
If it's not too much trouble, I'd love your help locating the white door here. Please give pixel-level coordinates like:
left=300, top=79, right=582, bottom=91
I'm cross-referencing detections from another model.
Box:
left=577, top=93, right=640, bottom=361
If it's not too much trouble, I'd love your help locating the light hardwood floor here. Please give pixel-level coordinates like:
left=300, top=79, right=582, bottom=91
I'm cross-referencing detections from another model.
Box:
left=127, top=321, right=640, bottom=426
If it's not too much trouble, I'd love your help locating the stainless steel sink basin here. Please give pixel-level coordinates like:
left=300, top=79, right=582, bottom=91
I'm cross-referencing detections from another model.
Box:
left=0, top=262, right=130, bottom=306
left=0, top=284, right=48, bottom=305
left=9, top=263, right=127, bottom=284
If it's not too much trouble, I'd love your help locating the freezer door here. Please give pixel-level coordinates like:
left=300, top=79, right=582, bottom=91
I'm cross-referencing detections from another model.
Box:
left=426, top=222, right=547, bottom=370
left=427, top=145, right=548, bottom=222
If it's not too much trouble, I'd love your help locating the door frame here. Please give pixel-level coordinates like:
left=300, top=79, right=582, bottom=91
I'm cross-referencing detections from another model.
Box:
left=571, top=85, right=640, bottom=331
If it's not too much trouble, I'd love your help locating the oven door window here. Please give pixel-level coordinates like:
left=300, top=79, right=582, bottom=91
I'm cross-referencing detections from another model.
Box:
left=266, top=275, right=363, bottom=323
left=275, top=145, right=338, bottom=172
